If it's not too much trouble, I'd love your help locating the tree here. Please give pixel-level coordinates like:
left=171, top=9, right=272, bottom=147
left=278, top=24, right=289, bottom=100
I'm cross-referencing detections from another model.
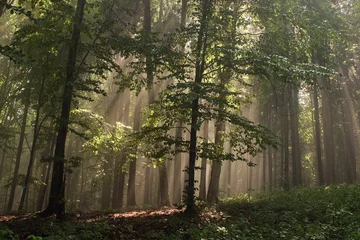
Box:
left=42, top=0, right=86, bottom=219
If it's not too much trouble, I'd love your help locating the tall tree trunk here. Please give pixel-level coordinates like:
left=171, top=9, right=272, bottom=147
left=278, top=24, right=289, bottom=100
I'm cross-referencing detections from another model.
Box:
left=289, top=86, right=302, bottom=186
left=142, top=0, right=153, bottom=206
left=19, top=74, right=47, bottom=212
left=273, top=148, right=277, bottom=188
left=282, top=91, right=290, bottom=190
left=172, top=121, right=183, bottom=204
left=112, top=91, right=130, bottom=209
left=158, top=162, right=171, bottom=206
left=36, top=131, right=56, bottom=211
left=42, top=0, right=86, bottom=219
left=313, top=78, right=324, bottom=185
left=0, top=148, right=6, bottom=181
left=7, top=91, right=30, bottom=213
left=127, top=92, right=141, bottom=207
left=321, top=81, right=335, bottom=185
left=226, top=143, right=232, bottom=197
left=185, top=0, right=211, bottom=214
left=339, top=69, right=357, bottom=183
left=207, top=121, right=225, bottom=203
left=171, top=0, right=188, bottom=205
left=262, top=151, right=266, bottom=190
left=111, top=92, right=124, bottom=208
left=102, top=94, right=120, bottom=210
left=268, top=106, right=273, bottom=190
left=199, top=120, right=208, bottom=200
left=180, top=0, right=187, bottom=29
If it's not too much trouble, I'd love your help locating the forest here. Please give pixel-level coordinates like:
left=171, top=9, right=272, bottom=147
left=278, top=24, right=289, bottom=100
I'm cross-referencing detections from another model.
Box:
left=1, top=0, right=360, bottom=239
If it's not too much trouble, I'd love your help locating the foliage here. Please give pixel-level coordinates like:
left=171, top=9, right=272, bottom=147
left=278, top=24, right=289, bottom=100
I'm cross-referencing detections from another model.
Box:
left=0, top=224, right=18, bottom=240
left=3, top=184, right=360, bottom=239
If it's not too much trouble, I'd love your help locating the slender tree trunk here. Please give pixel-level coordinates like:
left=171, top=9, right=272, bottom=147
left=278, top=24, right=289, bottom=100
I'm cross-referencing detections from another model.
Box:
left=262, top=151, right=266, bottom=190
left=36, top=131, right=56, bottom=211
left=170, top=0, right=188, bottom=205
left=127, top=92, right=141, bottom=207
left=7, top=92, right=30, bottom=213
left=227, top=143, right=232, bottom=197
left=19, top=74, right=47, bottom=211
left=42, top=0, right=86, bottom=219
left=111, top=92, right=124, bottom=208
left=112, top=91, right=130, bottom=209
left=158, top=163, right=171, bottom=206
left=172, top=122, right=183, bottom=204
left=282, top=92, right=290, bottom=190
left=185, top=0, right=211, bottom=213
left=339, top=70, right=357, bottom=183
left=103, top=94, right=121, bottom=210
left=268, top=107, right=273, bottom=190
left=0, top=149, right=5, bottom=181
left=273, top=148, right=277, bottom=188
left=207, top=122, right=225, bottom=203
left=321, top=82, right=335, bottom=184
left=289, top=86, right=302, bottom=186
left=199, top=120, right=208, bottom=200
left=180, top=0, right=187, bottom=29
left=313, top=78, right=324, bottom=185
left=142, top=0, right=153, bottom=207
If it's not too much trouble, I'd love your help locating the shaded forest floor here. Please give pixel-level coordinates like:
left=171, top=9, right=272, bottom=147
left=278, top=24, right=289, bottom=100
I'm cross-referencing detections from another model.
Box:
left=2, top=184, right=360, bottom=239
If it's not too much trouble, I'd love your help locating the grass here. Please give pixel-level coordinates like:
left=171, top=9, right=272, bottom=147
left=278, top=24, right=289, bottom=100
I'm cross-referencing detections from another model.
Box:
left=2, top=184, right=360, bottom=239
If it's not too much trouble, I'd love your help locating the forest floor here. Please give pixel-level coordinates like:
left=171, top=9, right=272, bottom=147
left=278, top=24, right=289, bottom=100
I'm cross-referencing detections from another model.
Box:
left=1, top=184, right=360, bottom=239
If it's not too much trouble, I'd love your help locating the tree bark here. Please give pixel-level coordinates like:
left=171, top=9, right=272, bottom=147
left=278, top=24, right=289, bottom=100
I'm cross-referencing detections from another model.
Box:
left=313, top=78, right=324, bottom=185
left=0, top=149, right=5, bottom=181
left=185, top=0, right=211, bottom=214
left=158, top=163, right=171, bottom=206
left=289, top=86, right=302, bottom=186
left=19, top=73, right=47, bottom=212
left=7, top=90, right=30, bottom=213
left=267, top=106, right=273, bottom=190
left=172, top=121, right=183, bottom=204
left=282, top=91, right=290, bottom=190
left=126, top=92, right=141, bottom=207
left=207, top=122, right=225, bottom=203
left=37, top=131, right=56, bottom=211
left=41, top=0, right=86, bottom=219
left=321, top=81, right=335, bottom=185
left=339, top=69, right=357, bottom=183
left=199, top=120, right=208, bottom=200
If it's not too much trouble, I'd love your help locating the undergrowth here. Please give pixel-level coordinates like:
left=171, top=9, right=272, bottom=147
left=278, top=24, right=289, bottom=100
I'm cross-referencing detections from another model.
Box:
left=2, top=184, right=360, bottom=239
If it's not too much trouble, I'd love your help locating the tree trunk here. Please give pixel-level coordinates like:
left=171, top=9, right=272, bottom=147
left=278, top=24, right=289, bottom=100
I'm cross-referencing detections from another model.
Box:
left=282, top=91, right=290, bottom=190
left=313, top=78, right=324, bottom=185
left=112, top=91, right=130, bottom=209
left=339, top=69, right=357, bottom=183
left=268, top=107, right=273, bottom=190
left=199, top=120, right=208, bottom=200
left=127, top=92, right=141, bottom=207
left=185, top=0, right=212, bottom=213
left=7, top=92, right=30, bottom=213
left=36, top=131, right=56, bottom=211
left=207, top=122, right=225, bottom=203
left=321, top=81, right=335, bottom=185
left=42, top=0, right=86, bottom=219
left=180, top=0, right=187, bottom=29
left=158, top=163, right=171, bottom=206
left=227, top=143, right=232, bottom=197
left=0, top=148, right=6, bottom=181
left=262, top=151, right=266, bottom=190
left=172, top=121, right=183, bottom=204
left=19, top=74, right=47, bottom=212
left=289, top=86, right=302, bottom=186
